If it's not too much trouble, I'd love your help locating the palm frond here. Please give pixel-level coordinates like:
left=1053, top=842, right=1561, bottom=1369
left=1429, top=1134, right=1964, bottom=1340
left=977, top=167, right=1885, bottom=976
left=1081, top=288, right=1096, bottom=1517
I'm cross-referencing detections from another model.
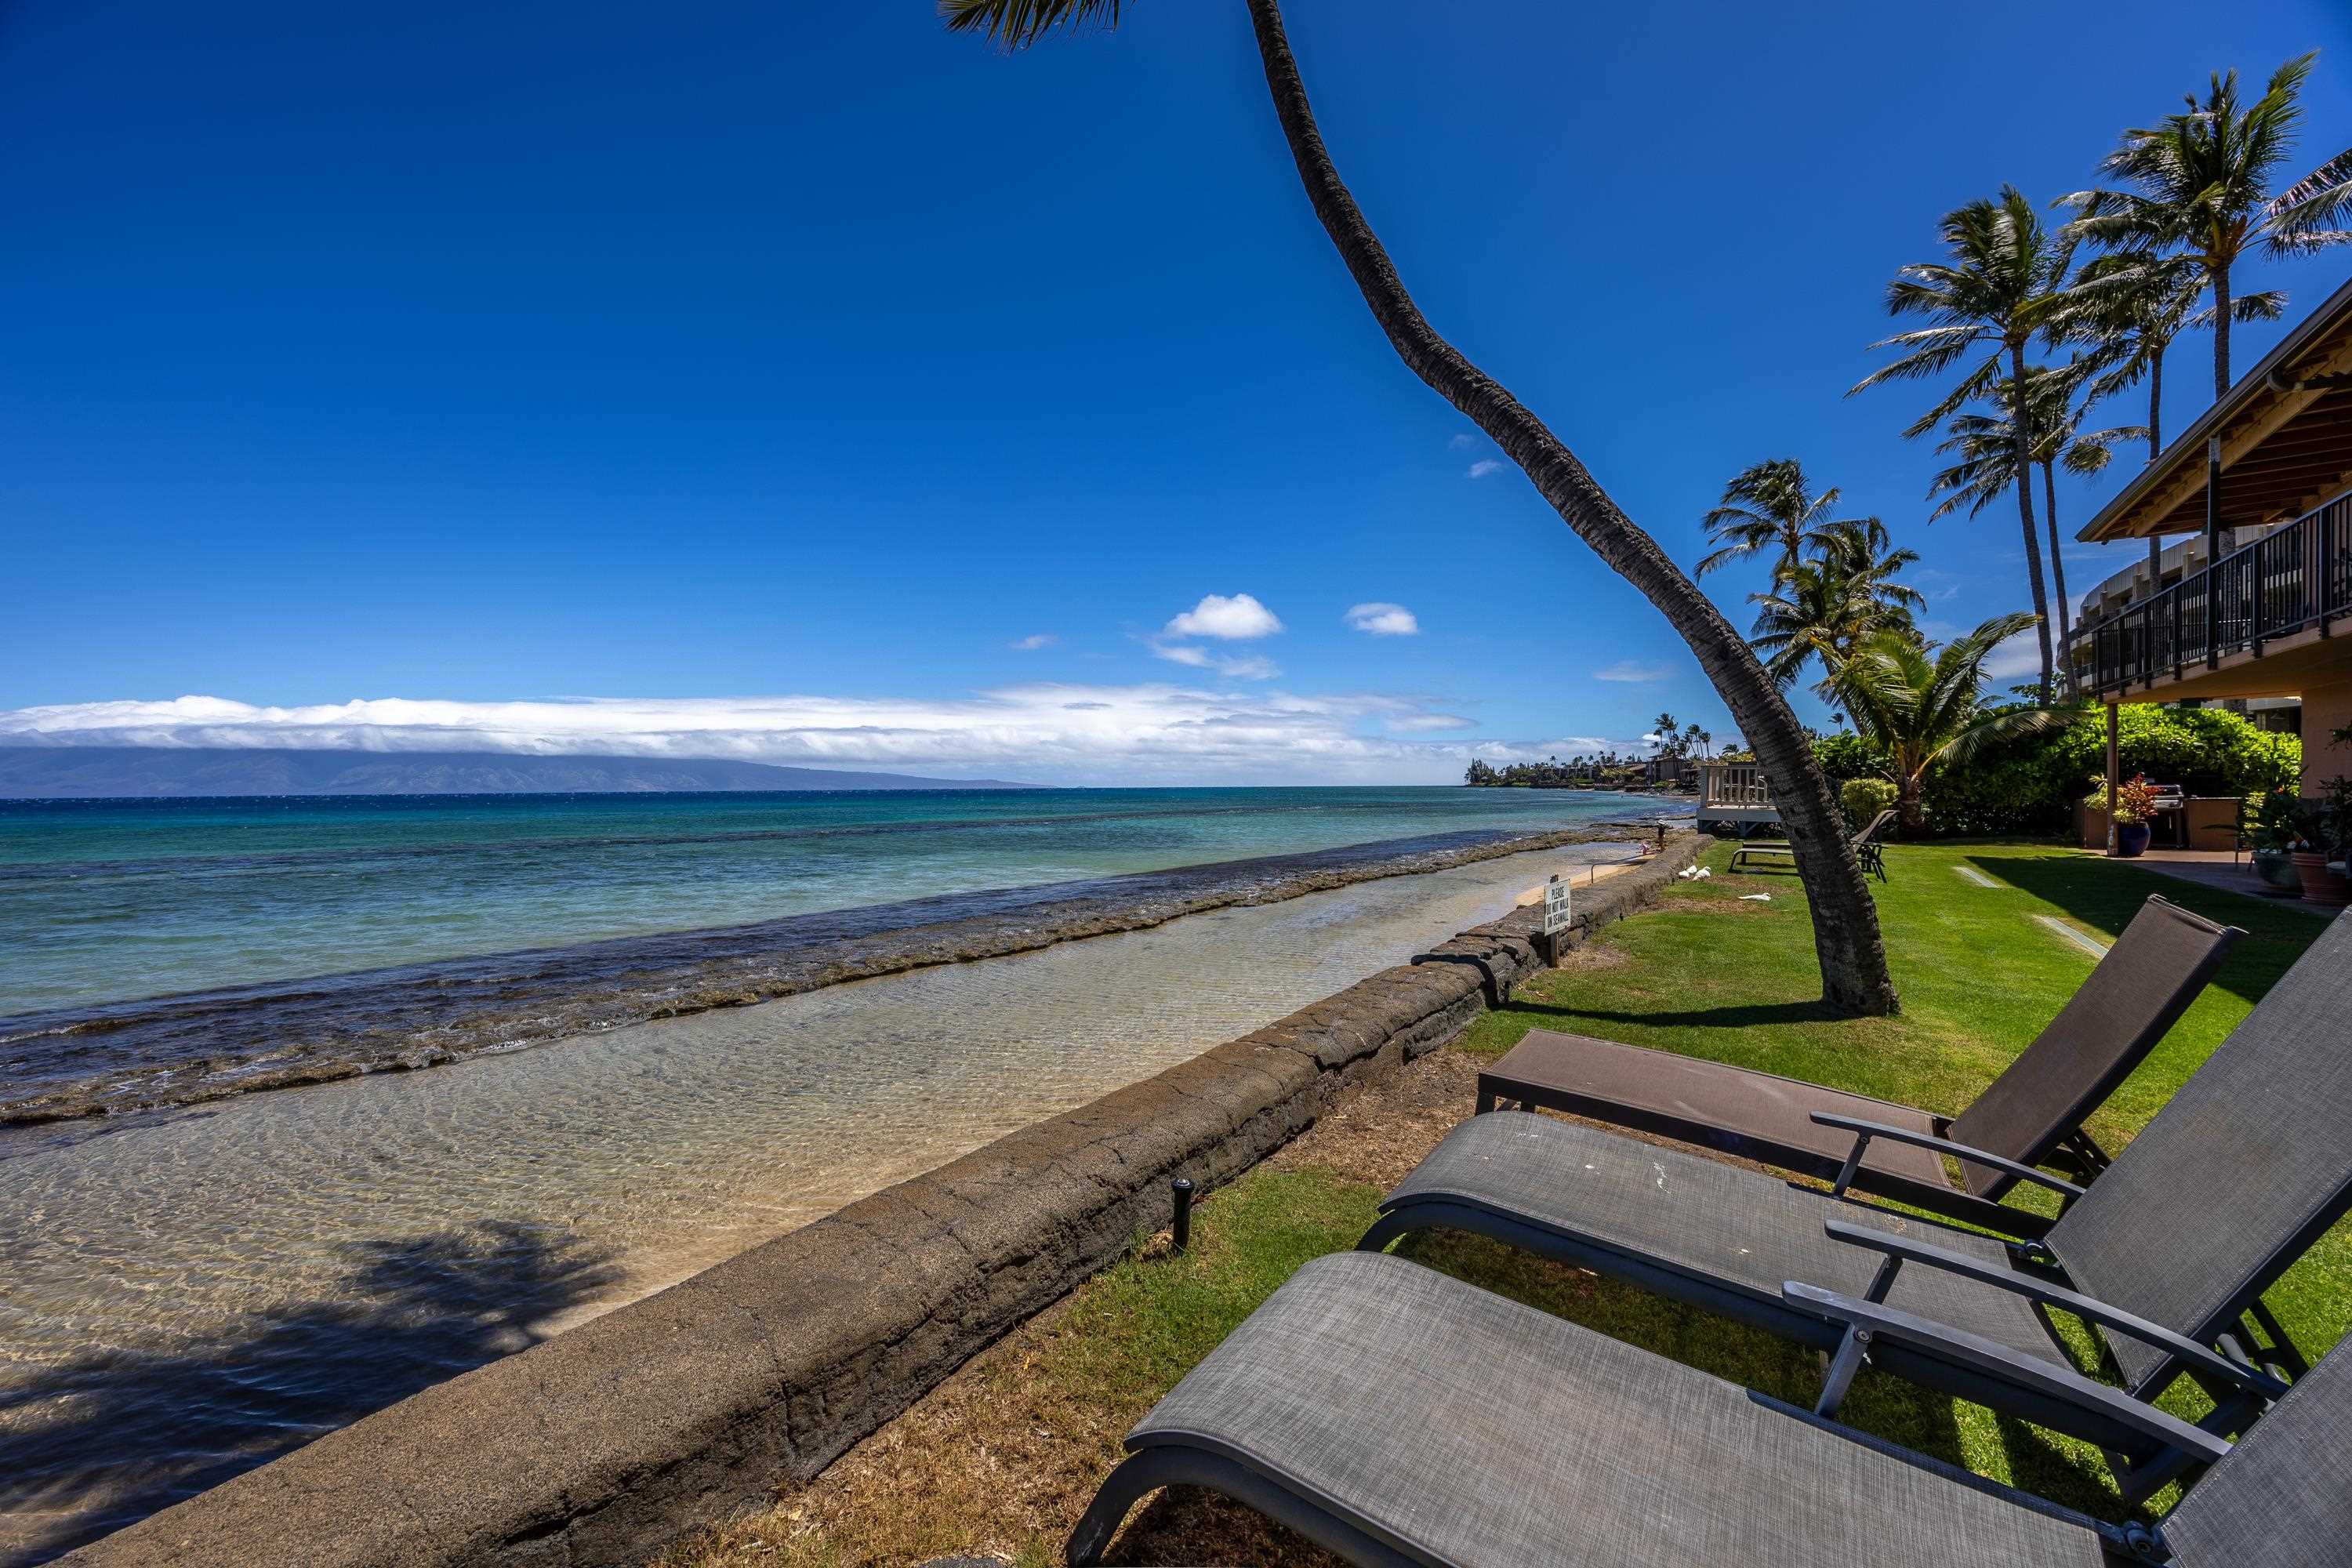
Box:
left=1937, top=704, right=2074, bottom=769
left=940, top=0, right=1122, bottom=49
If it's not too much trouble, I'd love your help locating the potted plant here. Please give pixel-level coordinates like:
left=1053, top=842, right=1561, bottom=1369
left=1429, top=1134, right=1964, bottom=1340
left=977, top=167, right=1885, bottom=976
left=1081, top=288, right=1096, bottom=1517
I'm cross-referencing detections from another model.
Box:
left=2243, top=789, right=2306, bottom=892
left=2288, top=779, right=2352, bottom=908
left=2106, top=775, right=2157, bottom=858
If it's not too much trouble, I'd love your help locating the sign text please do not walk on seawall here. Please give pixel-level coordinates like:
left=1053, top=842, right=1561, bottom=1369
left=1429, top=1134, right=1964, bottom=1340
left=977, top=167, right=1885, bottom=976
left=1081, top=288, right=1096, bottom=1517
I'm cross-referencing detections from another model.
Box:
left=1542, top=874, right=1572, bottom=937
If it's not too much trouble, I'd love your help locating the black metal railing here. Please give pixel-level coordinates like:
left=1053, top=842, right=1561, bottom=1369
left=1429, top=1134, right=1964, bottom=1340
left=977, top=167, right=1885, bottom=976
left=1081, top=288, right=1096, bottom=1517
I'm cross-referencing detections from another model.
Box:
left=2072, top=488, right=2352, bottom=693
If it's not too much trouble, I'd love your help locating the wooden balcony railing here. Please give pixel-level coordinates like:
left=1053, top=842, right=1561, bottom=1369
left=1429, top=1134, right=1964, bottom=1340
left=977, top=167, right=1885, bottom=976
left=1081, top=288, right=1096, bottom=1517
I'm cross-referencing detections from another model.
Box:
left=2070, top=488, right=2352, bottom=695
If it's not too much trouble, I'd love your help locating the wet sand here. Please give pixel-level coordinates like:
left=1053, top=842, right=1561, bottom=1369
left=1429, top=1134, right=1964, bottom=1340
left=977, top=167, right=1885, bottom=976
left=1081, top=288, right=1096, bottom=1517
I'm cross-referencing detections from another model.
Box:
left=0, top=840, right=1631, bottom=1566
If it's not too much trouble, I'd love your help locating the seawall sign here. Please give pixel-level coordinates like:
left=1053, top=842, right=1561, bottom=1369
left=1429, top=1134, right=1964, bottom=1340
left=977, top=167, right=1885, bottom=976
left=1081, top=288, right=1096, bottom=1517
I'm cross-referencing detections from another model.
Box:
left=1542, top=874, right=1572, bottom=937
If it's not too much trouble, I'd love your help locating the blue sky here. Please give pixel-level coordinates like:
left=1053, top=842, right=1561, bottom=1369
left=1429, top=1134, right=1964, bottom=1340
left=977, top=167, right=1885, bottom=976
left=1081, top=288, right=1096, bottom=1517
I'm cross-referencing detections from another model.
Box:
left=5, top=1, right=2349, bottom=782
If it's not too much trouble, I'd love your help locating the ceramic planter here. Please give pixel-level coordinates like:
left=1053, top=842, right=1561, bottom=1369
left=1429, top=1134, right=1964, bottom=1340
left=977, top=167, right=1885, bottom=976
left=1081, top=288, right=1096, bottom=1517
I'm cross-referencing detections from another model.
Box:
left=2114, top=821, right=2151, bottom=858
left=2291, top=850, right=2352, bottom=908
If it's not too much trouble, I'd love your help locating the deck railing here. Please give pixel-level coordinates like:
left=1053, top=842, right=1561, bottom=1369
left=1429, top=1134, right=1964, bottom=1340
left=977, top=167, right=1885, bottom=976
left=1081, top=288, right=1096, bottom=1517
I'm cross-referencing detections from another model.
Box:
left=2071, top=488, right=2352, bottom=694
left=1698, top=760, right=1771, bottom=810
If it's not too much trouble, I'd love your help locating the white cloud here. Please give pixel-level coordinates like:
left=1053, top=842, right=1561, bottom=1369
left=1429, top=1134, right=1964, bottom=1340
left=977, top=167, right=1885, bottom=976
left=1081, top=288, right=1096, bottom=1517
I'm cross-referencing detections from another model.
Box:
left=1008, top=633, right=1058, bottom=651
left=1345, top=602, right=1420, bottom=637
left=1150, top=644, right=1279, bottom=680
left=1592, top=660, right=1669, bottom=683
left=0, top=688, right=1530, bottom=786
left=1150, top=593, right=1283, bottom=677
left=1909, top=568, right=1964, bottom=601
left=1465, top=459, right=1503, bottom=480
left=1980, top=628, right=2049, bottom=681
left=1163, top=593, right=1283, bottom=641
left=1447, top=433, right=1477, bottom=450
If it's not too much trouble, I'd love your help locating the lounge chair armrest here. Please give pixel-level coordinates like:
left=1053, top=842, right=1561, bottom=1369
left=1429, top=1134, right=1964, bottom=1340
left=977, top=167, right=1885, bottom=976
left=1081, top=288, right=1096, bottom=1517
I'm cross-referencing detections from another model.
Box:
left=1780, top=1281, right=2232, bottom=1465
left=1820, top=1221, right=2290, bottom=1402
left=1808, top=1112, right=2086, bottom=1200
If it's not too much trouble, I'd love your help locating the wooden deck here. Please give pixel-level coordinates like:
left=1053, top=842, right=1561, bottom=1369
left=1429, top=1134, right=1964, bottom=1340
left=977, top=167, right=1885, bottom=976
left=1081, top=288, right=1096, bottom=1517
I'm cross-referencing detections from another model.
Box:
left=1695, top=761, right=1779, bottom=829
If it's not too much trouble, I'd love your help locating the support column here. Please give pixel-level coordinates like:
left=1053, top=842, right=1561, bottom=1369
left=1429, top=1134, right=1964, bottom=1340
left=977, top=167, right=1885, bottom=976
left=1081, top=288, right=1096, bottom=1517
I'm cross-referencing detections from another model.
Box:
left=2105, top=700, right=2122, bottom=858
left=2206, top=437, right=2225, bottom=667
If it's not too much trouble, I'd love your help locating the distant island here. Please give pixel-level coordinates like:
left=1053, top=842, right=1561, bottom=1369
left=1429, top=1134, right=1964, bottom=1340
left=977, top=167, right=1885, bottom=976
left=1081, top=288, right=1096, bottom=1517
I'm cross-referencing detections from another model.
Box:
left=0, top=747, right=1035, bottom=799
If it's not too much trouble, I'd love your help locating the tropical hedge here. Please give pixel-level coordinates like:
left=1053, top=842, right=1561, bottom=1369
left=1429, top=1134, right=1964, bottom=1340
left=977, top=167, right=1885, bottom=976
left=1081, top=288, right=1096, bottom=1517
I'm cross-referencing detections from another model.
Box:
left=1811, top=703, right=2301, bottom=837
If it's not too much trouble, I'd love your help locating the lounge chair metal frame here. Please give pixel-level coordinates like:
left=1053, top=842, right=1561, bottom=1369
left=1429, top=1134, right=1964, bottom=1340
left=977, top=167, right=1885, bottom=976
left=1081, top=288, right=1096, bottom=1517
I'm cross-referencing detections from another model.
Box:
left=1727, top=808, right=1894, bottom=880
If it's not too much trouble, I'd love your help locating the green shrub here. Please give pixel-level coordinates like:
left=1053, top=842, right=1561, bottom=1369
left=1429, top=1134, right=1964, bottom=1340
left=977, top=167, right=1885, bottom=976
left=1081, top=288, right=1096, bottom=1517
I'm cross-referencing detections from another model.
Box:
left=1806, top=703, right=2299, bottom=840
left=1812, top=731, right=1890, bottom=782
left=1840, top=777, right=1898, bottom=829
left=1920, top=704, right=2299, bottom=838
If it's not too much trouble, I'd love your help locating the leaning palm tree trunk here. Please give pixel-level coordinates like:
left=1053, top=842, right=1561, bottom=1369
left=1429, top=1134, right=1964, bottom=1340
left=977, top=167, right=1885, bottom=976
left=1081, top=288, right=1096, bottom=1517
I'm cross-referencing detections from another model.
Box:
left=2040, top=458, right=2076, bottom=697
left=1243, top=0, right=1896, bottom=1014
left=2005, top=344, right=2056, bottom=702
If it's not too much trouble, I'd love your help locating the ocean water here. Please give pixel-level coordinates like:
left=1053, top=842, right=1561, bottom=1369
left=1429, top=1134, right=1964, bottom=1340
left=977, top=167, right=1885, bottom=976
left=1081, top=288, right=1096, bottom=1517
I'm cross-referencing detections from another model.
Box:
left=0, top=786, right=1666, bottom=1122
left=0, top=796, right=1657, bottom=1563
left=0, top=787, right=1644, bottom=1012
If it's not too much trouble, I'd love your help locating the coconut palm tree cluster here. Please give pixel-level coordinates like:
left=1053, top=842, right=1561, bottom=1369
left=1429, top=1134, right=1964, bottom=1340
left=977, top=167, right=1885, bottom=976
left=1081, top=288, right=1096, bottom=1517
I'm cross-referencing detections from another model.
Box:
left=1461, top=750, right=1643, bottom=789
left=1851, top=55, right=2351, bottom=703
left=1695, top=459, right=2049, bottom=826
left=1697, top=462, right=1929, bottom=697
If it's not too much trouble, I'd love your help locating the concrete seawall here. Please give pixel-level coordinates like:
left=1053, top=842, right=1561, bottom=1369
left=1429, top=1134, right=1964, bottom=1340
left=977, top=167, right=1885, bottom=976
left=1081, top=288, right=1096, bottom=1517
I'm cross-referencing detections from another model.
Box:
left=64, top=833, right=1704, bottom=1568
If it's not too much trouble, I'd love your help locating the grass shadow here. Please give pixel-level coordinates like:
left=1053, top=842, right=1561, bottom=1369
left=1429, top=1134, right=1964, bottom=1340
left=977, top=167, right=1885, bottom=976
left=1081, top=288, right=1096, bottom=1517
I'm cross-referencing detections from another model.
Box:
left=0, top=1220, right=622, bottom=1566
left=1963, top=851, right=2315, bottom=1010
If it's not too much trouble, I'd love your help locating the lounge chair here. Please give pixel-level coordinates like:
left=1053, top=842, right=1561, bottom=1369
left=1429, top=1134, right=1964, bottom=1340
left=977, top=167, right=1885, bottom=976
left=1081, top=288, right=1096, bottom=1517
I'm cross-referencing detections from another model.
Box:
left=1359, top=909, right=2351, bottom=1501
left=1474, top=893, right=2240, bottom=1232
left=1069, top=1249, right=2347, bottom=1568
left=1729, top=809, right=1893, bottom=879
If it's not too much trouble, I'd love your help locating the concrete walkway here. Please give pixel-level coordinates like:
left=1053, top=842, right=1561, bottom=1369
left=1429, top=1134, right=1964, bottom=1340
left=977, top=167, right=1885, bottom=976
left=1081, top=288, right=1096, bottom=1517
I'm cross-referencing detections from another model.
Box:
left=2087, top=846, right=2329, bottom=913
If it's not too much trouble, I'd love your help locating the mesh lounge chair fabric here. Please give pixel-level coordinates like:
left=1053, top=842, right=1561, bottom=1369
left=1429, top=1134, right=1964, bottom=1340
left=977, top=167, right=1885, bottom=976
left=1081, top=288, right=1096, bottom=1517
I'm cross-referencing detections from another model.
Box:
left=1943, top=894, right=2241, bottom=1195
left=1107, top=1252, right=2112, bottom=1568
left=2158, top=1298, right=2352, bottom=1568
left=1380, top=1111, right=2064, bottom=1367
left=1094, top=1250, right=2348, bottom=1568
left=2042, top=908, right=2352, bottom=1392
left=1478, top=893, right=2238, bottom=1215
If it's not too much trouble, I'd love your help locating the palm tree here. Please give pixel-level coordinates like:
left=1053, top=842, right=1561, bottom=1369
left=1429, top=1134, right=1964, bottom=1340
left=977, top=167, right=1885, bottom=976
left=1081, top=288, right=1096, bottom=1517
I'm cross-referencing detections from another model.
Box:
left=945, top=0, right=1896, bottom=1015
left=1696, top=459, right=1855, bottom=579
left=1829, top=613, right=2071, bottom=836
left=2065, top=245, right=2204, bottom=579
left=2063, top=53, right=2352, bottom=397
left=1923, top=365, right=2146, bottom=647
left=1748, top=520, right=1925, bottom=695
left=1853, top=187, right=2084, bottom=704
left=1651, top=711, right=1679, bottom=757
left=2069, top=247, right=2203, bottom=459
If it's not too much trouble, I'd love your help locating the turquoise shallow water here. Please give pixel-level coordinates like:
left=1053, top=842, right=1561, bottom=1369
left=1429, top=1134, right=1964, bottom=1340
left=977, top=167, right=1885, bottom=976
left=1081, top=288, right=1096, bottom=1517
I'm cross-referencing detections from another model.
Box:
left=0, top=817, right=1648, bottom=1564
left=0, top=786, right=1635, bottom=1014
